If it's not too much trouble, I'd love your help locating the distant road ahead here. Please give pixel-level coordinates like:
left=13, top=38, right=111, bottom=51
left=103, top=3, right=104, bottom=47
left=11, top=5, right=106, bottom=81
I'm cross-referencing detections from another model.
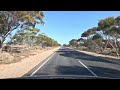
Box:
left=24, top=46, right=120, bottom=79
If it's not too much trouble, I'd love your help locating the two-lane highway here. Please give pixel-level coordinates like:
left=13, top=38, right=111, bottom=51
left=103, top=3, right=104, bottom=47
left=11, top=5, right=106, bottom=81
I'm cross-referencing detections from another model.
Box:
left=24, top=46, right=120, bottom=79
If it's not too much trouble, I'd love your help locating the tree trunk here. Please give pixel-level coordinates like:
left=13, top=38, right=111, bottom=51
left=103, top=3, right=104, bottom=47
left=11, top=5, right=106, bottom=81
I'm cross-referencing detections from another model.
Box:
left=0, top=40, right=3, bottom=53
left=101, top=40, right=109, bottom=54
left=108, top=40, right=119, bottom=57
left=92, top=41, right=103, bottom=53
left=0, top=40, right=2, bottom=49
left=0, top=36, right=6, bottom=47
left=114, top=38, right=119, bottom=57
left=0, top=44, right=2, bottom=53
left=118, top=43, right=120, bottom=54
left=102, top=35, right=110, bottom=52
left=117, top=40, right=120, bottom=54
left=104, top=40, right=109, bottom=50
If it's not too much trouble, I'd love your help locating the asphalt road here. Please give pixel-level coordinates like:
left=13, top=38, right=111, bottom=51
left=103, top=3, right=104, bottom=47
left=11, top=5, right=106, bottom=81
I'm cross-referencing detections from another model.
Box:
left=23, top=46, right=120, bottom=79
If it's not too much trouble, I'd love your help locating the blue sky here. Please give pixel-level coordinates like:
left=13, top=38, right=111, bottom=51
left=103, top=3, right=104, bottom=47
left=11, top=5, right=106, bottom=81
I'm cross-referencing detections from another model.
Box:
left=36, top=11, right=120, bottom=45
left=5, top=11, right=120, bottom=45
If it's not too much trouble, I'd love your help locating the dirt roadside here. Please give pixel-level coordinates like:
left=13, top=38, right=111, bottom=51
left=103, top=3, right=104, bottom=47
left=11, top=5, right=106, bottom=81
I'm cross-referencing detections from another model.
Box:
left=0, top=47, right=60, bottom=79
left=77, top=50, right=120, bottom=60
left=68, top=47, right=120, bottom=60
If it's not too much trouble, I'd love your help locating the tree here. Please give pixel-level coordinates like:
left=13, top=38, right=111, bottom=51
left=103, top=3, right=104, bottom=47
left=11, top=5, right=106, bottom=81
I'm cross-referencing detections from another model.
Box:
left=33, top=34, right=60, bottom=47
left=97, top=16, right=120, bottom=56
left=0, top=11, right=45, bottom=49
left=98, top=17, right=116, bottom=30
left=92, top=33, right=103, bottom=52
left=11, top=32, right=61, bottom=48
left=12, top=30, right=37, bottom=46
left=81, top=26, right=104, bottom=52
left=68, top=39, right=78, bottom=47
left=79, top=16, right=120, bottom=56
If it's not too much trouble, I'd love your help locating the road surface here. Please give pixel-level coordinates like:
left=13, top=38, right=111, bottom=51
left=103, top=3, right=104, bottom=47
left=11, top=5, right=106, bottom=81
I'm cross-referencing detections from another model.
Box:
left=23, top=46, right=120, bottom=79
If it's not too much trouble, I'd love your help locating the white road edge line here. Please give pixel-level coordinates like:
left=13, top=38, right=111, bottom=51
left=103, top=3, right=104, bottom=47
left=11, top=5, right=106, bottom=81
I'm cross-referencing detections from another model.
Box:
left=66, top=47, right=98, bottom=77
left=78, top=60, right=98, bottom=77
left=30, top=52, right=56, bottom=76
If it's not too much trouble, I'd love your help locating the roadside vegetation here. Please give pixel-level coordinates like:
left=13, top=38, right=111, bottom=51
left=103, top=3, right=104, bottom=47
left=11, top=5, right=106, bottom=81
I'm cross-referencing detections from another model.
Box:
left=67, top=16, right=120, bottom=57
left=0, top=11, right=61, bottom=64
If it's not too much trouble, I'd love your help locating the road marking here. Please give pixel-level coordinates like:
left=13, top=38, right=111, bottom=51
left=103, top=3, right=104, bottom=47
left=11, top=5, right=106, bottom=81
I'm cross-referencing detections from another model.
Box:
left=30, top=52, right=56, bottom=76
left=63, top=47, right=98, bottom=77
left=78, top=60, right=98, bottom=77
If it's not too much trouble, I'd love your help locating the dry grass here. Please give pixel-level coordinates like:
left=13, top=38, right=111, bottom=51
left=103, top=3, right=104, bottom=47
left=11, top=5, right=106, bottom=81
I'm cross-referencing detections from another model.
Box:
left=0, top=47, right=54, bottom=64
left=0, top=52, right=14, bottom=64
left=0, top=47, right=60, bottom=79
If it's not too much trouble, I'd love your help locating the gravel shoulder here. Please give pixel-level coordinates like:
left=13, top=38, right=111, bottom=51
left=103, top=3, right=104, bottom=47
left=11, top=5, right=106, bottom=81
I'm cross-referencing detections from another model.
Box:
left=0, top=47, right=60, bottom=79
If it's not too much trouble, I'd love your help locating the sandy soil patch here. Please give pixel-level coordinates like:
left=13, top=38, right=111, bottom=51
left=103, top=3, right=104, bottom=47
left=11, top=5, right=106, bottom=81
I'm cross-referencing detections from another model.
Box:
left=0, top=47, right=60, bottom=79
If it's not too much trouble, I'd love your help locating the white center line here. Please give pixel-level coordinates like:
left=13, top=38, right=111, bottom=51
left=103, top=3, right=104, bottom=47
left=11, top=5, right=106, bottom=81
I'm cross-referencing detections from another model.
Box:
left=30, top=52, right=56, bottom=76
left=78, top=60, right=98, bottom=77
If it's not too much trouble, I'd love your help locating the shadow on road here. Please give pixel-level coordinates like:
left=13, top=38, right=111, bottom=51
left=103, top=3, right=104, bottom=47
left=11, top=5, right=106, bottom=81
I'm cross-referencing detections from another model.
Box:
left=56, top=48, right=120, bottom=78
left=57, top=49, right=120, bottom=65
left=89, top=66, right=120, bottom=78
left=55, top=65, right=93, bottom=76
left=55, top=65, right=120, bottom=78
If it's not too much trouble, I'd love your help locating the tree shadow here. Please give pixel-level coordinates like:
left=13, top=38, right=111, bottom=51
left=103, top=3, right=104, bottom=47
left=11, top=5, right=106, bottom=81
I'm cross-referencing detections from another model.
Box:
left=23, top=65, right=120, bottom=79
left=89, top=66, right=120, bottom=78
left=55, top=65, right=93, bottom=76
left=55, top=65, right=120, bottom=78
left=57, top=50, right=120, bottom=65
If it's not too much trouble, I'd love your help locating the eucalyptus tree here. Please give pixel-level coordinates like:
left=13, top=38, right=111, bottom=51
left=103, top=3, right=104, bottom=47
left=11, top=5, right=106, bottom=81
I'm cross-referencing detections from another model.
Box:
left=68, top=39, right=78, bottom=47
left=97, top=16, right=120, bottom=56
left=0, top=11, right=45, bottom=49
